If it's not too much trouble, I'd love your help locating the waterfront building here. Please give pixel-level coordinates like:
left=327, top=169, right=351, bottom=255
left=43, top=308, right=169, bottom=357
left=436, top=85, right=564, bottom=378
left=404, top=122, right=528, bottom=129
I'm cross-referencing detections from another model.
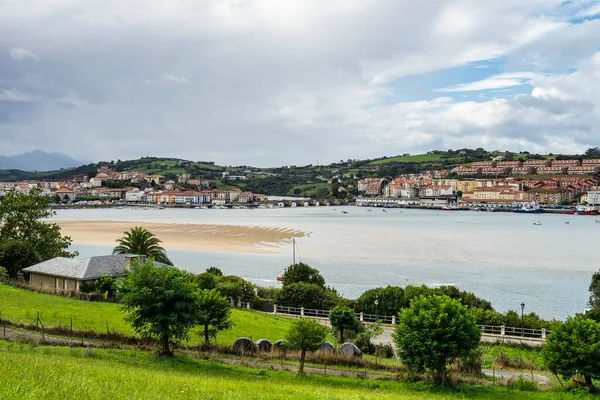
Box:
left=456, top=180, right=477, bottom=194
left=357, top=178, right=384, bottom=192
left=587, top=187, right=600, bottom=205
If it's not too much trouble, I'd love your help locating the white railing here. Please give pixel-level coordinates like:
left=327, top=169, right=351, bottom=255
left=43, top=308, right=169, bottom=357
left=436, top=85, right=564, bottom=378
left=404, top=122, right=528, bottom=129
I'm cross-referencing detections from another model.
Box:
left=272, top=305, right=549, bottom=340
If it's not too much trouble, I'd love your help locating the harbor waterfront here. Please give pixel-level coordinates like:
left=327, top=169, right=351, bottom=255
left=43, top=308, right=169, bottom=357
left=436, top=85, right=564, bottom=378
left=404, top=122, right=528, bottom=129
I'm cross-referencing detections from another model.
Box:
left=55, top=206, right=598, bottom=320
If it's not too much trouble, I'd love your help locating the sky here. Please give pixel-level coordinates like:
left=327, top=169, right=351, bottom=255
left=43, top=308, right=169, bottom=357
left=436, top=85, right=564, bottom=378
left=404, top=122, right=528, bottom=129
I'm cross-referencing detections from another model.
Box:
left=1, top=0, right=600, bottom=167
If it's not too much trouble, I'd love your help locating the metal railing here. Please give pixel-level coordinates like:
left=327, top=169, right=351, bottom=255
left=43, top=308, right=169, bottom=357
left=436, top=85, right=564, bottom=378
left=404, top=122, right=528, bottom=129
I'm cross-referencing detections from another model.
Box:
left=272, top=305, right=549, bottom=340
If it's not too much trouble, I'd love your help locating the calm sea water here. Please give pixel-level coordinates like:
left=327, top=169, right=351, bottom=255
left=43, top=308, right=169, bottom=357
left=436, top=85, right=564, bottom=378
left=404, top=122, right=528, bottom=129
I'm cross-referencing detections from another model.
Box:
left=55, top=207, right=598, bottom=320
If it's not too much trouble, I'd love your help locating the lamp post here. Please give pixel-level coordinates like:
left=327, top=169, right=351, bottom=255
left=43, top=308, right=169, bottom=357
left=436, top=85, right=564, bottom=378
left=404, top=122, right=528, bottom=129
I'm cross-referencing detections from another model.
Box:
left=374, top=293, right=379, bottom=322
left=520, top=302, right=525, bottom=337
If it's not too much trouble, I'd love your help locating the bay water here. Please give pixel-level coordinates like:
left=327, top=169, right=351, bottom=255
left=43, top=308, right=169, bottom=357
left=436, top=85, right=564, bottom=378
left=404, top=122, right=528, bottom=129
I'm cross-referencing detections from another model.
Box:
left=55, top=207, right=597, bottom=320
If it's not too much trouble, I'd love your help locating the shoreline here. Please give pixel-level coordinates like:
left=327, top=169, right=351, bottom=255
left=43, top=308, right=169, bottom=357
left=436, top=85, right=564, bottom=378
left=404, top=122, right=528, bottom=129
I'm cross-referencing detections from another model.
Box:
left=55, top=220, right=307, bottom=254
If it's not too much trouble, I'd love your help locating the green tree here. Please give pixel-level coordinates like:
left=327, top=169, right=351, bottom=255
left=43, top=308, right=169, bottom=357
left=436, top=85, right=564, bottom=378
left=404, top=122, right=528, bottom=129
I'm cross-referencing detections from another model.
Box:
left=113, top=226, right=172, bottom=265
left=355, top=321, right=384, bottom=354
left=329, top=306, right=357, bottom=342
left=315, top=187, right=330, bottom=199
left=588, top=271, right=600, bottom=309
left=585, top=147, right=600, bottom=158
left=393, top=294, right=481, bottom=385
left=196, top=289, right=233, bottom=345
left=0, top=188, right=76, bottom=276
left=93, top=275, right=119, bottom=298
left=286, top=318, right=328, bottom=375
left=193, top=272, right=217, bottom=290
left=121, top=260, right=200, bottom=356
left=276, top=282, right=330, bottom=309
left=356, top=286, right=405, bottom=316
left=0, top=239, right=42, bottom=279
left=543, top=316, right=600, bottom=392
left=282, top=263, right=325, bottom=288
left=206, top=266, right=223, bottom=276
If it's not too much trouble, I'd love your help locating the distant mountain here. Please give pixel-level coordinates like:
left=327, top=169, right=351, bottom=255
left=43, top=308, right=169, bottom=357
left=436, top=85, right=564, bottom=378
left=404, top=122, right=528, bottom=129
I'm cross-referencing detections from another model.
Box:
left=0, top=150, right=84, bottom=172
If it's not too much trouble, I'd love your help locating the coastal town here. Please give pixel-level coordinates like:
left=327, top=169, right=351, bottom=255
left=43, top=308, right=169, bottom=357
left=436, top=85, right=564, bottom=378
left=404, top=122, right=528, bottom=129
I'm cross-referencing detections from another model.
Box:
left=2, top=156, right=600, bottom=211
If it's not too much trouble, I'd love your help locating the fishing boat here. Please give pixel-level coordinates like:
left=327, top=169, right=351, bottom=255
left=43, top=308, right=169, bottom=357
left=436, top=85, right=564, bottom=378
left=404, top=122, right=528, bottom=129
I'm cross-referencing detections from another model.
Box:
left=514, top=203, right=542, bottom=214
left=441, top=205, right=458, bottom=211
left=568, top=206, right=598, bottom=215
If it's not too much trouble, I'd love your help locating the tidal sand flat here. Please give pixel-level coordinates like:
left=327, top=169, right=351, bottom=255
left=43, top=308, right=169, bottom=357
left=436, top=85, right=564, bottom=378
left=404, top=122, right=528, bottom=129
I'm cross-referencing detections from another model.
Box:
left=55, top=220, right=307, bottom=253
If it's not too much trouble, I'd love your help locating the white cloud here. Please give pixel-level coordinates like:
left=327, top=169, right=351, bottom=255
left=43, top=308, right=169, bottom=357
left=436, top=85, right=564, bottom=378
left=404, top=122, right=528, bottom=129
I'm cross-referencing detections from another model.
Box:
left=162, top=74, right=189, bottom=84
left=575, top=3, right=600, bottom=18
left=437, top=72, right=544, bottom=92
left=0, top=89, right=33, bottom=102
left=0, top=0, right=598, bottom=164
left=9, top=47, right=39, bottom=61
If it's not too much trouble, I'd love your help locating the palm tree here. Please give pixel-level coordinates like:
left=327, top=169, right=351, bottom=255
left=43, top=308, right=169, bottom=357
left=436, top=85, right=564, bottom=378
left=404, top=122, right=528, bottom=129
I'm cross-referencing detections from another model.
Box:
left=113, top=227, right=173, bottom=265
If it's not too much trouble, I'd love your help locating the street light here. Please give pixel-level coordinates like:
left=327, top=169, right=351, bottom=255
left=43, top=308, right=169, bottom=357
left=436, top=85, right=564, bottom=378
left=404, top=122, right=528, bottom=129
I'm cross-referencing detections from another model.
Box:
left=375, top=293, right=379, bottom=322
left=520, top=302, right=525, bottom=337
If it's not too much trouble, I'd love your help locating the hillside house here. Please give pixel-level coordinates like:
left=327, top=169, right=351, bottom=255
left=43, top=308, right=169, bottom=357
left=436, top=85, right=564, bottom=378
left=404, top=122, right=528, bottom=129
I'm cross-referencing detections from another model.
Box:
left=23, top=255, right=163, bottom=292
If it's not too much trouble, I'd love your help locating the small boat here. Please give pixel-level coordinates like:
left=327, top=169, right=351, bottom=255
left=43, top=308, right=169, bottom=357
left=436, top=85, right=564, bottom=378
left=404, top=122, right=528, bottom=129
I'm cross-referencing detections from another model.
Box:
left=382, top=209, right=387, bottom=213
left=277, top=275, right=283, bottom=282
left=533, top=221, right=542, bottom=226
left=565, top=221, right=570, bottom=224
left=341, top=211, right=348, bottom=214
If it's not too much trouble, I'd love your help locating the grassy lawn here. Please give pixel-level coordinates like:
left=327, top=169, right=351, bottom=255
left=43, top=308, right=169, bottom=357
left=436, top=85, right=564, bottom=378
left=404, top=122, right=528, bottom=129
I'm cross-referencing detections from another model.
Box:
left=481, top=344, right=546, bottom=370
left=288, top=183, right=330, bottom=197
left=369, top=154, right=443, bottom=164
left=0, top=284, right=310, bottom=345
left=0, top=342, right=585, bottom=400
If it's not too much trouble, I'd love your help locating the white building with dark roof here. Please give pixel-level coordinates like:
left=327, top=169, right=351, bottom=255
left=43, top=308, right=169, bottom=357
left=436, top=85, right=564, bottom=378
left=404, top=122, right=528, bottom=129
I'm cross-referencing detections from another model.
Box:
left=23, top=254, right=164, bottom=292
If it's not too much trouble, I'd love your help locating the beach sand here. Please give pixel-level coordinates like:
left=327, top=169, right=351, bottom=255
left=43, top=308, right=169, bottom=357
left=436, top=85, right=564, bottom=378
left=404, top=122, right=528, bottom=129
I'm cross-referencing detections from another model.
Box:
left=56, top=220, right=307, bottom=253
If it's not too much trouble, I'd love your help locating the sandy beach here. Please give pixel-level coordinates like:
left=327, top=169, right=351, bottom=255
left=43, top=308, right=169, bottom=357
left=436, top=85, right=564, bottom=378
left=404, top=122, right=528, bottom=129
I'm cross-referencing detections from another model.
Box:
left=56, top=220, right=307, bottom=254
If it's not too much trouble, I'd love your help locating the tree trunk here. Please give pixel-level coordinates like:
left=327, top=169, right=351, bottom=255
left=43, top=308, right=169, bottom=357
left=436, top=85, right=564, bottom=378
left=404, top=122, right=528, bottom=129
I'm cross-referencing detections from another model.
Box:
left=340, top=327, right=344, bottom=343
left=299, top=349, right=306, bottom=376
left=585, top=374, right=597, bottom=393
left=204, top=324, right=210, bottom=345
left=160, top=335, right=173, bottom=357
left=434, top=361, right=448, bottom=386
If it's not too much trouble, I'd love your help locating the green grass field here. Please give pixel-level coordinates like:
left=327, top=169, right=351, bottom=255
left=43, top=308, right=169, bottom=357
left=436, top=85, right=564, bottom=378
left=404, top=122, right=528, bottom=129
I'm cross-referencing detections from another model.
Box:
left=288, top=183, right=331, bottom=197
left=369, top=154, right=445, bottom=165
left=0, top=284, right=302, bottom=345
left=0, top=342, right=585, bottom=400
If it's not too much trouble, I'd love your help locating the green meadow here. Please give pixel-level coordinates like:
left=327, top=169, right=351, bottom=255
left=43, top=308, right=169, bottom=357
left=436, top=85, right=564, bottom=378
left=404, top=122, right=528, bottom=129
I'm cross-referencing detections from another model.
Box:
left=0, top=342, right=587, bottom=400
left=0, top=284, right=302, bottom=345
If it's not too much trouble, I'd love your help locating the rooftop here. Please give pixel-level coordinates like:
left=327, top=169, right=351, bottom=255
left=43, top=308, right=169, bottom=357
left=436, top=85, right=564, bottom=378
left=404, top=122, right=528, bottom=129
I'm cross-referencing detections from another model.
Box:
left=23, top=254, right=165, bottom=281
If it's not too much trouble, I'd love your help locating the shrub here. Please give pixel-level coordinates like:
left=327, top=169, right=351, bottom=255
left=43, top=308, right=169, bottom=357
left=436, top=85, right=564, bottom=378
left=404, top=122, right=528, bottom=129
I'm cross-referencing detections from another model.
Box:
left=507, top=375, right=538, bottom=391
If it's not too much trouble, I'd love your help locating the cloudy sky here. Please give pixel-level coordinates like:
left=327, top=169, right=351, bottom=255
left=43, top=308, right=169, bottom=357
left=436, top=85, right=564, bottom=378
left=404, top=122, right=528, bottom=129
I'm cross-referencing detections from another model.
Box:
left=1, top=0, right=600, bottom=166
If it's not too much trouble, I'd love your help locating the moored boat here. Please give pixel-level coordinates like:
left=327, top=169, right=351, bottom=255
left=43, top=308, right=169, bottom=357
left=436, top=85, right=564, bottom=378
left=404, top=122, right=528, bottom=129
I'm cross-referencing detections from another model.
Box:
left=568, top=206, right=598, bottom=215
left=441, top=205, right=458, bottom=211
left=514, top=203, right=542, bottom=214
